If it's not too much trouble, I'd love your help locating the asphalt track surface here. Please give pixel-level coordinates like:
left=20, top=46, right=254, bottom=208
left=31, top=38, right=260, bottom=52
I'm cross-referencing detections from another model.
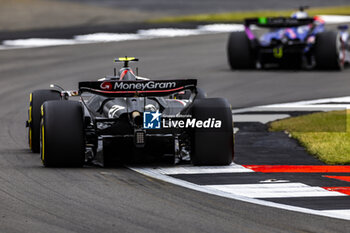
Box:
left=1, top=33, right=350, bottom=232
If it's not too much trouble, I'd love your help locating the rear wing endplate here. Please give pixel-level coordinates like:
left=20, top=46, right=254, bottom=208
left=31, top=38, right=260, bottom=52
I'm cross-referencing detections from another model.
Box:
left=79, top=79, right=197, bottom=97
left=245, top=17, right=315, bottom=28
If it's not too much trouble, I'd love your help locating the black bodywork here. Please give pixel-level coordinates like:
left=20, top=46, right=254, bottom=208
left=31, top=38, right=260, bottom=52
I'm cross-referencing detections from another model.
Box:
left=78, top=67, right=198, bottom=166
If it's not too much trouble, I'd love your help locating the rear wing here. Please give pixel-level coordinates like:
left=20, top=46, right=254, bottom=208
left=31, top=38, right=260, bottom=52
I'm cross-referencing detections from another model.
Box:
left=79, top=79, right=197, bottom=97
left=245, top=17, right=315, bottom=28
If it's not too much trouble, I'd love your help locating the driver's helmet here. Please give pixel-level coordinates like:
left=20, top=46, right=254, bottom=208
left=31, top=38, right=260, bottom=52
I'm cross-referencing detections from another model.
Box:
left=291, top=11, right=308, bottom=19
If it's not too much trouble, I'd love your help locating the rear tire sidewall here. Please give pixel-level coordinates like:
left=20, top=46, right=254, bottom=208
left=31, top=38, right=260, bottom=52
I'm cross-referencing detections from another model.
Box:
left=191, top=98, right=234, bottom=165
left=227, top=31, right=255, bottom=69
left=41, top=100, right=85, bottom=167
left=28, top=90, right=60, bottom=153
left=314, top=31, right=344, bottom=70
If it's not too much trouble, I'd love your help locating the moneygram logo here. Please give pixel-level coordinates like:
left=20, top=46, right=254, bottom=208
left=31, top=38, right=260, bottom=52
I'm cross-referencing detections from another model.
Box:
left=100, top=81, right=113, bottom=90
left=115, top=81, right=176, bottom=90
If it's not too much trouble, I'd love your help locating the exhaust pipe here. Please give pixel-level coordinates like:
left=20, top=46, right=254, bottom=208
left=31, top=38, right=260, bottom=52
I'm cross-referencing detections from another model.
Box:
left=131, top=111, right=143, bottom=126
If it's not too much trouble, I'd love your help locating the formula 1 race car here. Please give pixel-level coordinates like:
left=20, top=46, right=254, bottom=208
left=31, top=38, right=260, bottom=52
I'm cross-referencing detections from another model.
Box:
left=26, top=57, right=233, bottom=167
left=227, top=7, right=350, bottom=70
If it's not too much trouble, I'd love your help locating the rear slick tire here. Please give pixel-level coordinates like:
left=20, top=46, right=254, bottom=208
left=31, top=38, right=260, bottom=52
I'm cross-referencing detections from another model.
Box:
left=191, top=98, right=234, bottom=165
left=28, top=90, right=61, bottom=153
left=41, top=100, right=85, bottom=167
left=315, top=31, right=344, bottom=70
left=227, top=31, right=255, bottom=69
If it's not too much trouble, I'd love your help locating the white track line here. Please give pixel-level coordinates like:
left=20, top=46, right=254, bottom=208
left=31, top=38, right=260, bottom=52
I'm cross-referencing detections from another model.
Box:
left=206, top=183, right=345, bottom=198
left=130, top=166, right=350, bottom=220
left=198, top=24, right=244, bottom=32
left=74, top=33, right=143, bottom=42
left=131, top=95, right=350, bottom=220
left=232, top=96, right=350, bottom=114
left=138, top=28, right=202, bottom=37
left=2, top=38, right=84, bottom=48
left=0, top=23, right=243, bottom=49
left=2, top=15, right=350, bottom=50
left=233, top=114, right=290, bottom=123
left=319, top=15, right=350, bottom=24
left=321, top=210, right=350, bottom=218
left=146, top=163, right=253, bottom=175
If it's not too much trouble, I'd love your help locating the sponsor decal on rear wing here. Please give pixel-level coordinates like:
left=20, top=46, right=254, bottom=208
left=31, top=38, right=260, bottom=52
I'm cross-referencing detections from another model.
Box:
left=79, top=79, right=197, bottom=97
left=245, top=17, right=315, bottom=28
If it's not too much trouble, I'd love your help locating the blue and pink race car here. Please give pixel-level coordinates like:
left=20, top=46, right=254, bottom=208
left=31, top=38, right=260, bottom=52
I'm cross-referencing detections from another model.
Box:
left=227, top=8, right=350, bottom=70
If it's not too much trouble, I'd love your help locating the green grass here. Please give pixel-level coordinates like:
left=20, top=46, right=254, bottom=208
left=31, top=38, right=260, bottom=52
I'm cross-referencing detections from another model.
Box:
left=150, top=5, right=350, bottom=23
left=269, top=110, right=350, bottom=165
